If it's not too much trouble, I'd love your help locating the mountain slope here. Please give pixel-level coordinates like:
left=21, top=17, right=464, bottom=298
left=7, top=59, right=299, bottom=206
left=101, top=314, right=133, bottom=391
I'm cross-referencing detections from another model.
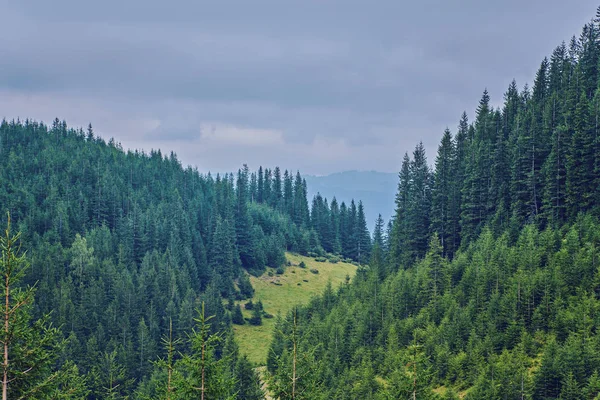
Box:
left=269, top=7, right=600, bottom=400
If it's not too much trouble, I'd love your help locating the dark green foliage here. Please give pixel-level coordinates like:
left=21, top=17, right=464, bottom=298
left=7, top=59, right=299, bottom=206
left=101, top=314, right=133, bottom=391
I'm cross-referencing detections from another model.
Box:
left=270, top=217, right=600, bottom=398
left=0, top=215, right=89, bottom=399
left=234, top=355, right=264, bottom=400
left=269, top=8, right=600, bottom=398
left=232, top=304, right=245, bottom=325
left=249, top=307, right=263, bottom=326
left=238, top=272, right=255, bottom=299
left=431, top=129, right=456, bottom=258
left=0, top=119, right=333, bottom=397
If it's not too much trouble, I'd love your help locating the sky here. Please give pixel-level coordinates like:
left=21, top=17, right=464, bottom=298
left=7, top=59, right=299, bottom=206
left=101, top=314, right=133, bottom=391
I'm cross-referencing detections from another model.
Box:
left=1, top=1, right=599, bottom=175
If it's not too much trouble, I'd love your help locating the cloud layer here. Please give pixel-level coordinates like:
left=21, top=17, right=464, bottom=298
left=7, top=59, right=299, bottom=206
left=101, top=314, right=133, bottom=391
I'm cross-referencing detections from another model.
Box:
left=1, top=0, right=598, bottom=174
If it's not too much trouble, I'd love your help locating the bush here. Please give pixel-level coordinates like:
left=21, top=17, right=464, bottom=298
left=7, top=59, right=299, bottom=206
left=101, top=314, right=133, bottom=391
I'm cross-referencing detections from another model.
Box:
left=291, top=270, right=296, bottom=273
left=327, top=255, right=340, bottom=264
left=268, top=271, right=274, bottom=277
left=314, top=257, right=327, bottom=262
left=303, top=279, right=309, bottom=282
left=297, top=283, right=302, bottom=286
left=310, top=268, right=319, bottom=274
left=276, top=267, right=284, bottom=275
left=298, top=261, right=306, bottom=269
left=244, top=300, right=254, bottom=310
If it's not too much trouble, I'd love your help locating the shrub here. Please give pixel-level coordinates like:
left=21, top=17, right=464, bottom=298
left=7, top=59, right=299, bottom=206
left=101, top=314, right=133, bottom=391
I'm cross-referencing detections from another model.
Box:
left=314, top=257, right=327, bottom=262
left=298, top=261, right=306, bottom=269
left=244, top=300, right=254, bottom=310
left=328, top=255, right=340, bottom=264
left=310, top=268, right=319, bottom=274
left=276, top=267, right=284, bottom=275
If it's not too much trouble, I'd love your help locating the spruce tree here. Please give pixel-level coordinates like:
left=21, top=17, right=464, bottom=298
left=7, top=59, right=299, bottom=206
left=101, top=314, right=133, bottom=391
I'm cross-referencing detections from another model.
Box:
left=356, top=201, right=371, bottom=264
left=390, top=153, right=411, bottom=268
left=0, top=214, right=89, bottom=399
left=407, top=142, right=431, bottom=261
left=284, top=170, right=295, bottom=219
left=431, top=128, right=455, bottom=257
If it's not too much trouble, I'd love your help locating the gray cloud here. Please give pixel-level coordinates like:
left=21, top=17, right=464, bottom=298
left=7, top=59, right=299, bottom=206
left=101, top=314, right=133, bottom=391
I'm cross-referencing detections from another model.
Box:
left=1, top=0, right=598, bottom=174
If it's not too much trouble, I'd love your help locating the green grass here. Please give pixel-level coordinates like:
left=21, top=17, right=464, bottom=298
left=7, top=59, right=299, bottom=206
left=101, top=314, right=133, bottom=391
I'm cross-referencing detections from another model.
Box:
left=233, top=253, right=357, bottom=364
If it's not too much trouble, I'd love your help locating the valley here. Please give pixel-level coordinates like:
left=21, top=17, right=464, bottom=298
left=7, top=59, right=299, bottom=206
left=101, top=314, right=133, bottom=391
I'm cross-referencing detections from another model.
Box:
left=233, top=252, right=358, bottom=364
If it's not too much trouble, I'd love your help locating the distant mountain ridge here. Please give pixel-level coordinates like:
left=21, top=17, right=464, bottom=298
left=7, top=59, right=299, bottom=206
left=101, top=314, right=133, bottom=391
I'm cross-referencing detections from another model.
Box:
left=304, top=170, right=397, bottom=229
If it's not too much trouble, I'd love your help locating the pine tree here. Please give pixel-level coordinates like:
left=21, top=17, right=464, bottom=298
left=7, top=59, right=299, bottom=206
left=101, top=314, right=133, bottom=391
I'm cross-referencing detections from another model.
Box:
left=236, top=165, right=255, bottom=269
left=232, top=304, right=245, bottom=325
left=390, top=153, right=412, bottom=269
left=431, top=128, right=455, bottom=257
left=407, top=142, right=431, bottom=261
left=372, top=214, right=385, bottom=248
left=284, top=170, right=294, bottom=219
left=566, top=90, right=596, bottom=216
left=329, top=197, right=342, bottom=254
left=271, top=167, right=283, bottom=211
left=234, top=355, right=264, bottom=400
left=293, top=171, right=308, bottom=227
left=356, top=201, right=371, bottom=264
left=0, top=214, right=89, bottom=399
left=257, top=166, right=265, bottom=204
left=450, top=112, right=469, bottom=254
left=175, top=303, right=235, bottom=399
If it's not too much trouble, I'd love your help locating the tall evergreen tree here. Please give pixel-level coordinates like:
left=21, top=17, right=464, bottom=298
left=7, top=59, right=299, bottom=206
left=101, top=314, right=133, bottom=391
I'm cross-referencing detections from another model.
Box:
left=431, top=128, right=455, bottom=257
left=0, top=215, right=88, bottom=399
left=356, top=201, right=371, bottom=264
left=407, top=142, right=431, bottom=261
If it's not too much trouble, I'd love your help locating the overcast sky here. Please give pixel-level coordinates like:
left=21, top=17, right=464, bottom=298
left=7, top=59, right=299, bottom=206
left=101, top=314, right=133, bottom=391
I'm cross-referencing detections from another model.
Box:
left=1, top=1, right=598, bottom=175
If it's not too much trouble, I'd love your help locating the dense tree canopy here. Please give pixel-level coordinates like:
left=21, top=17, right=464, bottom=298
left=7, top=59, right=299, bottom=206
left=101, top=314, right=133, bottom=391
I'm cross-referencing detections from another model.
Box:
left=269, top=8, right=600, bottom=399
left=0, top=110, right=372, bottom=397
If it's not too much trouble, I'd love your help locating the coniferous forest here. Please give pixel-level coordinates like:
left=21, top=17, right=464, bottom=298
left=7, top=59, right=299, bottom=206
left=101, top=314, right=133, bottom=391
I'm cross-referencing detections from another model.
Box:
left=0, top=116, right=370, bottom=398
left=2, top=5, right=600, bottom=400
left=266, top=9, right=600, bottom=400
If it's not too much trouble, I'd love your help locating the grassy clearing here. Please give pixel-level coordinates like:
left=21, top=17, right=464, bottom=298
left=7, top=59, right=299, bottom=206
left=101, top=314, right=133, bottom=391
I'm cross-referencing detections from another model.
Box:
left=233, top=252, right=357, bottom=364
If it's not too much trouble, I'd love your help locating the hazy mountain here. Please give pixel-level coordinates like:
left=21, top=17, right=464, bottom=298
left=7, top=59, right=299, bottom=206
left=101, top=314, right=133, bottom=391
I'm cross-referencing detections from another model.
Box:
left=305, top=170, right=398, bottom=230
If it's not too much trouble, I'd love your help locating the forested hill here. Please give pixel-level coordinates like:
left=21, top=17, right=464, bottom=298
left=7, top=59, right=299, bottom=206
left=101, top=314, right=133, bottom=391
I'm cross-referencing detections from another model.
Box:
left=268, top=7, right=600, bottom=400
left=0, top=119, right=371, bottom=398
